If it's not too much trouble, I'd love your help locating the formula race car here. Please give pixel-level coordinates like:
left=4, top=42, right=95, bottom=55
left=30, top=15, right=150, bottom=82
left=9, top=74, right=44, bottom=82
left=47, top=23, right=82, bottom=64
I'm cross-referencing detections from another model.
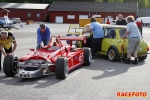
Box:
left=17, top=35, right=92, bottom=79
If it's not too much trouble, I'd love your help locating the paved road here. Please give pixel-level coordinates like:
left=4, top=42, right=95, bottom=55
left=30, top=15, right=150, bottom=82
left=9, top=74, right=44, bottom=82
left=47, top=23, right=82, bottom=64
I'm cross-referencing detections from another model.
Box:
left=0, top=23, right=149, bottom=100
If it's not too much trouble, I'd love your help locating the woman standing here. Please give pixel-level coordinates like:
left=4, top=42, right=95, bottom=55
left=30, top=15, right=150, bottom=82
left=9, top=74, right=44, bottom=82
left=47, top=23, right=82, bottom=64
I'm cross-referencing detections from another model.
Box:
left=122, top=15, right=141, bottom=64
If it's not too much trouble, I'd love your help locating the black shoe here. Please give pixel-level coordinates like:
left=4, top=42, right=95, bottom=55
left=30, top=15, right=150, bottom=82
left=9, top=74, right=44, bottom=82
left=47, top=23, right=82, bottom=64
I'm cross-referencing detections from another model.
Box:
left=132, top=60, right=138, bottom=64
left=124, top=58, right=131, bottom=64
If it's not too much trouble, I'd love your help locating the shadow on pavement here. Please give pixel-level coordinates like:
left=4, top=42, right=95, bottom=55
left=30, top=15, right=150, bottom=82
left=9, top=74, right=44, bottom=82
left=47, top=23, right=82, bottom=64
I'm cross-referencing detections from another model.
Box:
left=0, top=72, right=62, bottom=88
left=84, top=55, right=146, bottom=80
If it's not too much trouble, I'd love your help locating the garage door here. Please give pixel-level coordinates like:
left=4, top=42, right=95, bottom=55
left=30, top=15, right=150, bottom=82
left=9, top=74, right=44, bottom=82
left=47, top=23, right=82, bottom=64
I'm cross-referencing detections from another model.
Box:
left=79, top=15, right=88, bottom=19
left=55, top=16, right=63, bottom=23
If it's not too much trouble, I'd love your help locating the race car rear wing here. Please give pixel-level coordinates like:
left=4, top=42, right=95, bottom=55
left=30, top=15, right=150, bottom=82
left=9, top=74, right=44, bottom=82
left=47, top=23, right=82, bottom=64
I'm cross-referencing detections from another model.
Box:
left=58, top=36, right=86, bottom=46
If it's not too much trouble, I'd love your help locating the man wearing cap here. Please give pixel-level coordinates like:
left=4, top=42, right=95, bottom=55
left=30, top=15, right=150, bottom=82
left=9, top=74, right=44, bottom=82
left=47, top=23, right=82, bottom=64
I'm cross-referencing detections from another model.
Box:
left=36, top=24, right=51, bottom=49
left=0, top=30, right=17, bottom=71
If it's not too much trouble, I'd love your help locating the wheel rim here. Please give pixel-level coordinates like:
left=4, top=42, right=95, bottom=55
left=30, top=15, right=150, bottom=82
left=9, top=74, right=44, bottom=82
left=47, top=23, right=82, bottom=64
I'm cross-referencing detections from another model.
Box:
left=12, top=58, right=19, bottom=74
left=89, top=50, right=92, bottom=62
left=64, top=60, right=68, bottom=77
left=108, top=50, right=115, bottom=60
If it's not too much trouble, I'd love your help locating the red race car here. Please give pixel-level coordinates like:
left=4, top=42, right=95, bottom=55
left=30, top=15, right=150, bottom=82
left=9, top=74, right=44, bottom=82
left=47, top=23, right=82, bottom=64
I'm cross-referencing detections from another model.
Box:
left=17, top=35, right=92, bottom=79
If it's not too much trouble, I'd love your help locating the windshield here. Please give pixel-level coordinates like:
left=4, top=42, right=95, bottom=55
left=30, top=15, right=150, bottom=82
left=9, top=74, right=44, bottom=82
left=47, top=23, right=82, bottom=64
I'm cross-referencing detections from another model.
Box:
left=11, top=18, right=16, bottom=20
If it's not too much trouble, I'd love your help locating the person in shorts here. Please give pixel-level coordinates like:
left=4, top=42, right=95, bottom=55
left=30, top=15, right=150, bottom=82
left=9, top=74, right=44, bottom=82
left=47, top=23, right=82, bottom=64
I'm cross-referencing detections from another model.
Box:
left=122, top=15, right=141, bottom=64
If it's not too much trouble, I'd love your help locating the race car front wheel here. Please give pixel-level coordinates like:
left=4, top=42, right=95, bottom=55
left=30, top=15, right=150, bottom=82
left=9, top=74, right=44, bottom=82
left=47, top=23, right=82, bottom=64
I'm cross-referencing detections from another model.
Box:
left=55, top=57, right=68, bottom=79
left=3, top=55, right=19, bottom=76
left=83, top=47, right=92, bottom=66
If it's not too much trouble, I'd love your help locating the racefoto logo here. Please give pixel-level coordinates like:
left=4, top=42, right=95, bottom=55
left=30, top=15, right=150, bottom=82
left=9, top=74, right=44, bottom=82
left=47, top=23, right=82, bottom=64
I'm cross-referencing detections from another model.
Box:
left=117, top=92, right=148, bottom=98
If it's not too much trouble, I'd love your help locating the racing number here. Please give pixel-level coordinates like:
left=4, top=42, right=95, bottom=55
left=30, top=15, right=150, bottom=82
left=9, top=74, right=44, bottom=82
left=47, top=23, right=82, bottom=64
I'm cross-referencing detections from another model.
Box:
left=79, top=53, right=84, bottom=62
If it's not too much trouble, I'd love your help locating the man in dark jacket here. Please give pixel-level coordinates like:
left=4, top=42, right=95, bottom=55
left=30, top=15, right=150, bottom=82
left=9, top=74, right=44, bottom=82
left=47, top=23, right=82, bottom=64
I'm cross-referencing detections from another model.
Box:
left=116, top=14, right=127, bottom=25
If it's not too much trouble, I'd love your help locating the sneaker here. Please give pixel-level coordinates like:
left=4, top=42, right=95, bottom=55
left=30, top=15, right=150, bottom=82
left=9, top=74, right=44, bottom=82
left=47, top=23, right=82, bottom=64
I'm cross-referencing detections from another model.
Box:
left=132, top=60, right=138, bottom=64
left=124, top=58, right=131, bottom=64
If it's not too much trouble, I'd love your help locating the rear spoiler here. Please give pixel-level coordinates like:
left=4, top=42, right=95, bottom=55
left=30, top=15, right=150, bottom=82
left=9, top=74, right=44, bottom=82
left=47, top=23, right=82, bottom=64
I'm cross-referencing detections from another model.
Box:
left=58, top=36, right=86, bottom=44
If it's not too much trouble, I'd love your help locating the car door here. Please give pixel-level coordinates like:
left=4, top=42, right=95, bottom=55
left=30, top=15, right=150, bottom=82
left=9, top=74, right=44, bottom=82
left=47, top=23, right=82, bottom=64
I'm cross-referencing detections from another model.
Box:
left=118, top=29, right=143, bottom=54
left=117, top=29, right=128, bottom=54
left=100, top=28, right=118, bottom=55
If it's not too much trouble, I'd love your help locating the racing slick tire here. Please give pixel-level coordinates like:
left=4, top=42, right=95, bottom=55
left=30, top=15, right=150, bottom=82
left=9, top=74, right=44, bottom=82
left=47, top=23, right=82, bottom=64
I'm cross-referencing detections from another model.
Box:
left=83, top=48, right=92, bottom=66
left=3, top=55, right=19, bottom=76
left=55, top=57, right=68, bottom=79
left=138, top=55, right=147, bottom=61
left=107, top=48, right=119, bottom=62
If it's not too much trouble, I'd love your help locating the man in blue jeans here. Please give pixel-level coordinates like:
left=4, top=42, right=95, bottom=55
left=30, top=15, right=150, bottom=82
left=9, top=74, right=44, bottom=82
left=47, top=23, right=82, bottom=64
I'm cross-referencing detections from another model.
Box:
left=36, top=24, right=51, bottom=49
left=82, top=17, right=104, bottom=59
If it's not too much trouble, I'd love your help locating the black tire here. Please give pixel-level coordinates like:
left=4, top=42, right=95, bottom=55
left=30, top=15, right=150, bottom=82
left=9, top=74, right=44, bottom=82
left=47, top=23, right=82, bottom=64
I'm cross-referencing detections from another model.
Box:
left=55, top=57, right=68, bottom=79
left=138, top=55, right=147, bottom=61
left=83, top=48, right=92, bottom=66
left=3, top=55, right=19, bottom=76
left=107, top=48, right=119, bottom=62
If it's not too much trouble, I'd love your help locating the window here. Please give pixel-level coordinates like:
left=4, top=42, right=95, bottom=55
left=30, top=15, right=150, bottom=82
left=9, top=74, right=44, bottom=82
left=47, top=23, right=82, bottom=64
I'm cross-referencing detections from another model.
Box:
left=105, top=28, right=116, bottom=39
left=28, top=13, right=31, bottom=17
left=119, top=29, right=128, bottom=38
left=37, top=14, right=40, bottom=17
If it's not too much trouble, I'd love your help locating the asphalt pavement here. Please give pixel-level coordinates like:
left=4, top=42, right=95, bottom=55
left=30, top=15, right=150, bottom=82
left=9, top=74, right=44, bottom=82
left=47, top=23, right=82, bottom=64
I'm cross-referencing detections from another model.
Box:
left=0, top=23, right=149, bottom=100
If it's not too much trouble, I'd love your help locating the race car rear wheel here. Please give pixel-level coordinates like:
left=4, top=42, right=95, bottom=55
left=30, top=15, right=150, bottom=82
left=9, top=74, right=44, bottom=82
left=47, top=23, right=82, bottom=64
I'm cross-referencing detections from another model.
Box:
left=138, top=55, right=147, bottom=61
left=55, top=57, right=68, bottom=79
left=3, top=55, right=19, bottom=76
left=108, top=48, right=119, bottom=62
left=83, top=48, right=92, bottom=66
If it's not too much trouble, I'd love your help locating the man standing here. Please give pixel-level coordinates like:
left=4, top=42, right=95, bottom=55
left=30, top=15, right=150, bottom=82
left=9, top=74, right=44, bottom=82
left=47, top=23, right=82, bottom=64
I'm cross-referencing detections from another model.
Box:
left=122, top=15, right=141, bottom=64
left=116, top=14, right=127, bottom=25
left=106, top=19, right=110, bottom=24
left=36, top=24, right=51, bottom=49
left=82, top=17, right=104, bottom=59
left=136, top=20, right=142, bottom=36
left=140, top=20, right=144, bottom=35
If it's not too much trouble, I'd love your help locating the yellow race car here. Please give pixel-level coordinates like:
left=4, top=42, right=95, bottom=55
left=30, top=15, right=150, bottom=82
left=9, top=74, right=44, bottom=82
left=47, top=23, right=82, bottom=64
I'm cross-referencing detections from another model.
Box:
left=66, top=24, right=149, bottom=62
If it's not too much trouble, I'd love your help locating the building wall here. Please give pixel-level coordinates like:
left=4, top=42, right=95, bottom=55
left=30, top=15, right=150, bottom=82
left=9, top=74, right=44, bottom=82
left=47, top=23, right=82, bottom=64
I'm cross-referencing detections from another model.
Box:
left=6, top=5, right=50, bottom=21
left=49, top=11, right=136, bottom=23
left=138, top=8, right=150, bottom=17
left=0, top=8, right=8, bottom=17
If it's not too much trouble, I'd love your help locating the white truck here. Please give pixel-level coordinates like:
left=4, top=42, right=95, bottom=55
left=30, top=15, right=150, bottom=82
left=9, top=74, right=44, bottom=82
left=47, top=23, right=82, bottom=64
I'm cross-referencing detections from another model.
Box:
left=136, top=17, right=150, bottom=26
left=0, top=16, right=14, bottom=29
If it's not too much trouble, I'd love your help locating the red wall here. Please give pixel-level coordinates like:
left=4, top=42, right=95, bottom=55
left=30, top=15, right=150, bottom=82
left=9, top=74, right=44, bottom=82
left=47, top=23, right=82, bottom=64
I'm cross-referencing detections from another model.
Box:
left=6, top=5, right=50, bottom=21
left=0, top=8, right=8, bottom=17
left=49, top=11, right=136, bottom=23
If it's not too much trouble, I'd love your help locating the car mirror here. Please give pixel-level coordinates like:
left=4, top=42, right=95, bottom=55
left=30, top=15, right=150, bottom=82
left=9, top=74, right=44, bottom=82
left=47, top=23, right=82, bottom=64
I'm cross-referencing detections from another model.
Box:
left=30, top=48, right=35, bottom=51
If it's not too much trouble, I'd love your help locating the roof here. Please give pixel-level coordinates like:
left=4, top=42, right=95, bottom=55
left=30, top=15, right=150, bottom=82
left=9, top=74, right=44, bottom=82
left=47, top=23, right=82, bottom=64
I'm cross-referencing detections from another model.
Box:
left=0, top=7, right=10, bottom=12
left=49, top=1, right=138, bottom=13
left=0, top=3, right=50, bottom=9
